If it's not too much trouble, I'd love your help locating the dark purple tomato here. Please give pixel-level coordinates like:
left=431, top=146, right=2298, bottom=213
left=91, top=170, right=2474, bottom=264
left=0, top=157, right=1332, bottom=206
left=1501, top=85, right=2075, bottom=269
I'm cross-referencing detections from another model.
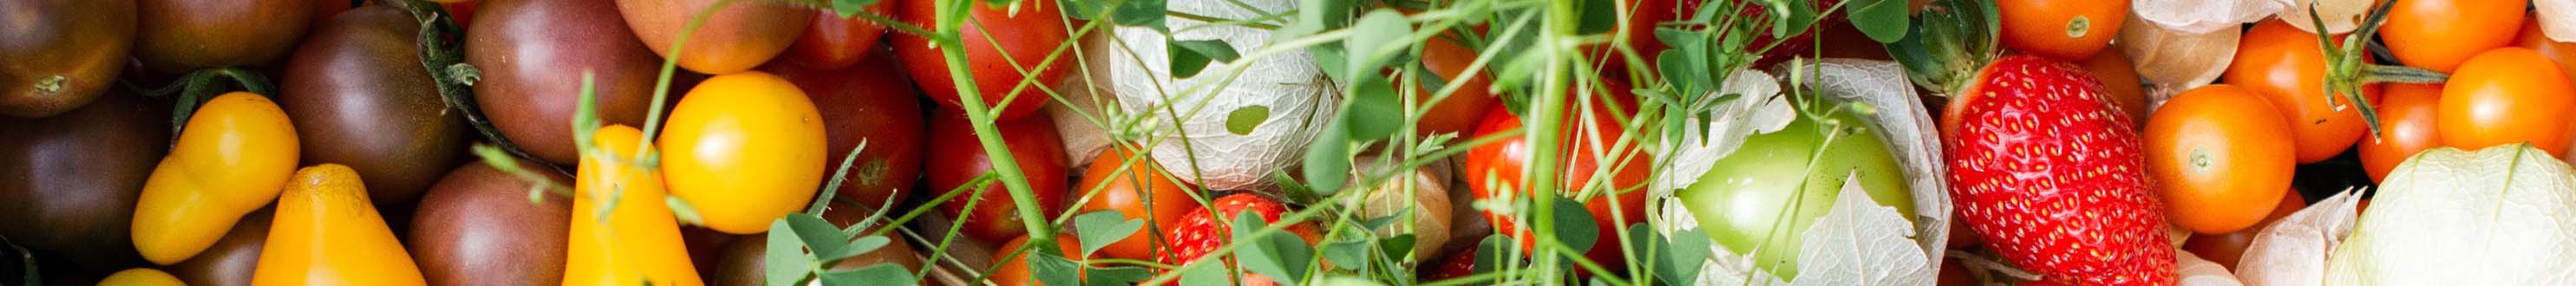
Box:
left=279, top=5, right=471, bottom=205
left=168, top=207, right=270, bottom=286
left=407, top=160, right=572, bottom=286
left=0, top=90, right=166, bottom=273
left=0, top=0, right=135, bottom=118
left=466, top=0, right=659, bottom=166
left=762, top=48, right=925, bottom=208
left=134, top=0, right=314, bottom=72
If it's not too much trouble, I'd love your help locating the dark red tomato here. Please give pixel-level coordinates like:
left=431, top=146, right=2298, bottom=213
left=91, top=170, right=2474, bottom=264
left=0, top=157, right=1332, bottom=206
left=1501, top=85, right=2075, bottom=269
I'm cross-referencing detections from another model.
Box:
left=925, top=111, right=1071, bottom=243
left=1462, top=81, right=1652, bottom=273
left=763, top=49, right=927, bottom=208
left=0, top=91, right=166, bottom=272
left=785, top=2, right=894, bottom=70
left=279, top=5, right=471, bottom=205
left=134, top=0, right=315, bottom=72
left=0, top=0, right=134, bottom=118
left=892, top=0, right=1072, bottom=120
left=406, top=161, right=572, bottom=286
left=1414, top=36, right=1501, bottom=138
left=311, top=0, right=349, bottom=28
left=616, top=0, right=812, bottom=74
left=466, top=0, right=661, bottom=166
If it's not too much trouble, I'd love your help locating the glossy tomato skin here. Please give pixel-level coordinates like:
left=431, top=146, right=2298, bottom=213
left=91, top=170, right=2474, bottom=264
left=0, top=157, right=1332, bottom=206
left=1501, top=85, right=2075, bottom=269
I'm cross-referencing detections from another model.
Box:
left=785, top=3, right=893, bottom=70
left=2145, top=84, right=2295, bottom=234
left=925, top=112, right=1071, bottom=243
left=1461, top=82, right=1651, bottom=273
left=1679, top=97, right=1916, bottom=280
left=2516, top=15, right=2576, bottom=96
left=1073, top=146, right=1198, bottom=261
left=660, top=71, right=831, bottom=235
left=467, top=0, right=661, bottom=166
left=616, top=0, right=812, bottom=74
left=764, top=49, right=927, bottom=208
left=0, top=0, right=134, bottom=118
left=892, top=0, right=1071, bottom=120
left=2225, top=20, right=2378, bottom=164
left=2439, top=48, right=2576, bottom=158
left=1414, top=36, right=1502, bottom=138
left=0, top=91, right=167, bottom=272
left=2358, top=83, right=2444, bottom=183
left=167, top=208, right=269, bottom=286
left=1996, top=0, right=2128, bottom=60
left=134, top=0, right=314, bottom=72
left=279, top=5, right=471, bottom=205
left=406, top=161, right=572, bottom=286
left=2379, top=0, right=2524, bottom=73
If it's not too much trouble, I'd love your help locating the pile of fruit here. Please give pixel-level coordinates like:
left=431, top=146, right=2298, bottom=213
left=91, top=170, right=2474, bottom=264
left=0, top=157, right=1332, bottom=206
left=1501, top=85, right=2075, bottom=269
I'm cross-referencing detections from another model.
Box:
left=9, top=0, right=2576, bottom=285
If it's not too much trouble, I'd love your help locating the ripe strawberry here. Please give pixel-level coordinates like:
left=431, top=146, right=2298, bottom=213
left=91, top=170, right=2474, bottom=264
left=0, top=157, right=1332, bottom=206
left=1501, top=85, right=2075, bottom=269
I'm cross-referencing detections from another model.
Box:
left=1418, top=247, right=1481, bottom=282
left=1942, top=55, right=2175, bottom=285
left=1891, top=1, right=2174, bottom=284
left=1157, top=193, right=1319, bottom=284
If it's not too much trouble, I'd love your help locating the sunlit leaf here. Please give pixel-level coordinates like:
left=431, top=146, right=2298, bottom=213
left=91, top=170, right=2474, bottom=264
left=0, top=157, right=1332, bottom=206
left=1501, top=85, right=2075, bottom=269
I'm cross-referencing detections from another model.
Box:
left=765, top=220, right=812, bottom=286
left=1225, top=105, right=1271, bottom=135
left=1074, top=211, right=1146, bottom=257
left=1029, top=250, right=1084, bottom=286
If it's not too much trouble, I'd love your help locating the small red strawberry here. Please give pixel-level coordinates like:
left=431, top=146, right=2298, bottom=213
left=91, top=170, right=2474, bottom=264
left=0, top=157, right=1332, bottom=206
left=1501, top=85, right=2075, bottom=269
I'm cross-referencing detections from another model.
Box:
left=1892, top=1, right=2174, bottom=284
left=1418, top=247, right=1481, bottom=282
left=1157, top=193, right=1319, bottom=285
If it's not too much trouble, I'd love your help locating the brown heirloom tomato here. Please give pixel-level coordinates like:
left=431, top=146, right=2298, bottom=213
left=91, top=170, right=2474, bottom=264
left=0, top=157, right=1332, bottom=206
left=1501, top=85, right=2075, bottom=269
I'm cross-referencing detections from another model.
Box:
left=892, top=0, right=1073, bottom=120
left=134, top=0, right=315, bottom=72
left=763, top=49, right=927, bottom=207
left=0, top=91, right=167, bottom=272
left=407, top=161, right=573, bottom=286
left=467, top=0, right=661, bottom=166
left=925, top=111, right=1071, bottom=243
left=279, top=5, right=472, bottom=205
left=616, top=0, right=813, bottom=74
left=0, top=0, right=135, bottom=118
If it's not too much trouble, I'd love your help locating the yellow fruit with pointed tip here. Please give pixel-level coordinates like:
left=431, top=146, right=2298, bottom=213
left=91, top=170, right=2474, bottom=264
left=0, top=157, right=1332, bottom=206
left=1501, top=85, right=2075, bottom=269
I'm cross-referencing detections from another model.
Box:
left=565, top=125, right=704, bottom=286
left=99, top=268, right=185, bottom=286
left=250, top=164, right=426, bottom=286
left=132, top=92, right=300, bottom=265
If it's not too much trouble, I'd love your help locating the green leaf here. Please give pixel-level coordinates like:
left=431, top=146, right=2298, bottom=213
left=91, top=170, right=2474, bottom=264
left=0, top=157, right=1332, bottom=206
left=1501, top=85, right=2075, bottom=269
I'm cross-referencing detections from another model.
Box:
left=1169, top=40, right=1239, bottom=78
left=1179, top=263, right=1230, bottom=286
left=1375, top=234, right=1417, bottom=260
left=1086, top=266, right=1154, bottom=285
left=839, top=236, right=891, bottom=262
left=788, top=214, right=862, bottom=261
left=1231, top=211, right=1311, bottom=283
left=1225, top=105, right=1271, bottom=135
left=1576, top=0, right=1618, bottom=35
left=1550, top=197, right=1601, bottom=254
left=1174, top=39, right=1240, bottom=62
left=1073, top=211, right=1146, bottom=257
left=764, top=220, right=812, bottom=286
left=1344, top=10, right=1416, bottom=78
left=1112, top=0, right=1167, bottom=29
left=1847, top=0, right=1912, bottom=42
left=822, top=264, right=916, bottom=286
left=1300, top=123, right=1351, bottom=194
left=1651, top=226, right=1711, bottom=284
left=1323, top=239, right=1369, bottom=270
left=1763, top=0, right=1821, bottom=40
left=829, top=0, right=881, bottom=17
left=1474, top=235, right=1508, bottom=273
left=1343, top=75, right=1402, bottom=140
left=1029, top=250, right=1084, bottom=286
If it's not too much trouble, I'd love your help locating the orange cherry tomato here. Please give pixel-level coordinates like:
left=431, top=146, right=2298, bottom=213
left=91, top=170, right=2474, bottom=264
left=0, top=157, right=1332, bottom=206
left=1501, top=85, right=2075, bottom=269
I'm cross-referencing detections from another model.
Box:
left=988, top=234, right=1084, bottom=286
left=2438, top=48, right=2576, bottom=158
left=2146, top=84, right=2297, bottom=234
left=2515, top=14, right=2576, bottom=94
left=1997, top=0, right=2129, bottom=60
left=2224, top=20, right=2379, bottom=164
left=1071, top=146, right=1197, bottom=261
left=659, top=71, right=829, bottom=235
left=2079, top=42, right=2148, bottom=127
left=2358, top=83, right=2445, bottom=183
left=2379, top=0, right=2524, bottom=73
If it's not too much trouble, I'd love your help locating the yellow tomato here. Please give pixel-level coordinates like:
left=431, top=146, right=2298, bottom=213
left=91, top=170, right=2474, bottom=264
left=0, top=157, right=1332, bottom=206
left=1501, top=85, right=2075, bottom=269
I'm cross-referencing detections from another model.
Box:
left=566, top=125, right=704, bottom=286
left=659, top=71, right=828, bottom=234
left=131, top=92, right=301, bottom=265
left=251, top=164, right=427, bottom=286
left=99, top=268, right=185, bottom=286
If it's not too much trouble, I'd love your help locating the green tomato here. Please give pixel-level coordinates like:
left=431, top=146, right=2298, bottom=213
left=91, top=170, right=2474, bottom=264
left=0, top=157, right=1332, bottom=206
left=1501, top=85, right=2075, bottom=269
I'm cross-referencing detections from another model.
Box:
left=1677, top=98, right=1917, bottom=280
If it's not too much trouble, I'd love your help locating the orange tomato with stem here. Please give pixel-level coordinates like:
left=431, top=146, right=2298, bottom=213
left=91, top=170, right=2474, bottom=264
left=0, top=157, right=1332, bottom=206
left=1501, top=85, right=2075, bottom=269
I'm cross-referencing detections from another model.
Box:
left=1071, top=146, right=1197, bottom=261
left=1996, top=0, right=2128, bottom=60
left=2378, top=0, right=2525, bottom=73
left=2357, top=83, right=2444, bottom=183
left=2438, top=48, right=2576, bottom=158
left=2224, top=20, right=2379, bottom=164
left=2146, top=84, right=2297, bottom=234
